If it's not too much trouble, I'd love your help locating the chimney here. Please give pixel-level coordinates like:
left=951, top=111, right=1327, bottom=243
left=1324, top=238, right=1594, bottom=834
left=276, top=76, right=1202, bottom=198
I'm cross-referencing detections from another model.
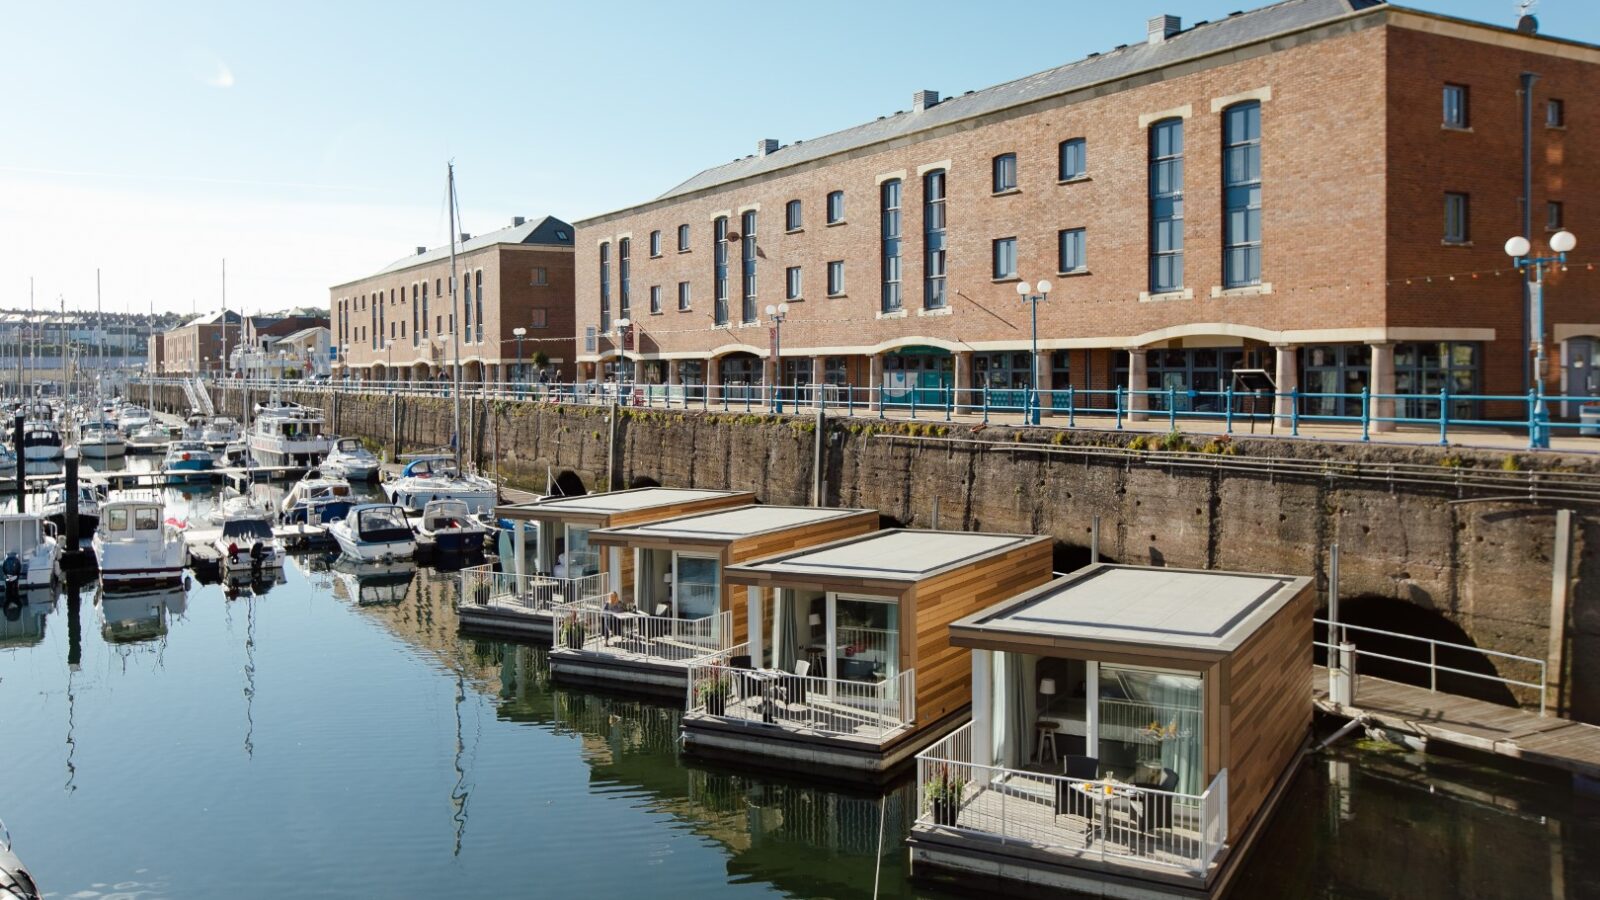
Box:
left=913, top=89, right=940, bottom=112
left=512, top=216, right=526, bottom=227
left=460, top=232, right=472, bottom=243
left=415, top=246, right=427, bottom=256
left=1148, top=14, right=1181, bottom=44
left=757, top=138, right=780, bottom=156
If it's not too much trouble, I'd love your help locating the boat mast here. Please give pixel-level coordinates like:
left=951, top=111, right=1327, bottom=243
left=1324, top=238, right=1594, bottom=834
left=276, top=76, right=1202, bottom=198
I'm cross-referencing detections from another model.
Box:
left=447, top=162, right=462, bottom=472
left=220, top=258, right=228, bottom=383
left=148, top=299, right=156, bottom=410
left=96, top=268, right=102, bottom=405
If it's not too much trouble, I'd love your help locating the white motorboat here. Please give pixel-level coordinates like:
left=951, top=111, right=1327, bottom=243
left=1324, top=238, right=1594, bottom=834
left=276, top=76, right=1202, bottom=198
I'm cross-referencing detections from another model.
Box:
left=212, top=498, right=285, bottom=573
left=20, top=420, right=63, bottom=462
left=415, top=498, right=489, bottom=558
left=116, top=405, right=153, bottom=436
left=321, top=437, right=380, bottom=482
left=126, top=422, right=170, bottom=454
left=40, top=482, right=104, bottom=536
left=0, top=445, right=17, bottom=478
left=93, top=494, right=187, bottom=589
left=0, top=513, right=60, bottom=590
left=280, top=472, right=356, bottom=525
left=328, top=503, right=416, bottom=563
left=248, top=399, right=332, bottom=468
left=201, top=416, right=243, bottom=448
left=77, top=419, right=127, bottom=459
left=382, top=455, right=497, bottom=515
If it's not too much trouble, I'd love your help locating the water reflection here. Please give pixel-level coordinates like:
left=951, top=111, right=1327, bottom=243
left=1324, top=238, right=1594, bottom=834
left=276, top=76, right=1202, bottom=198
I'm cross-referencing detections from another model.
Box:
left=0, top=589, right=51, bottom=648
left=98, top=584, right=187, bottom=644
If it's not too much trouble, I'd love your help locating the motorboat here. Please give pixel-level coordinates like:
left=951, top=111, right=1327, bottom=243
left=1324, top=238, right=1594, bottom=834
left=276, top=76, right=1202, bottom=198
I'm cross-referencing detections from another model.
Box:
left=20, top=421, right=62, bottom=462
left=381, top=455, right=496, bottom=515
left=126, top=421, right=170, bottom=454
left=76, top=419, right=128, bottom=459
left=320, top=437, right=380, bottom=482
left=201, top=416, right=243, bottom=449
left=0, top=513, right=60, bottom=591
left=248, top=398, right=332, bottom=468
left=415, top=498, right=489, bottom=558
left=280, top=472, right=356, bottom=526
left=162, top=439, right=216, bottom=479
left=0, top=816, right=41, bottom=900
left=98, top=584, right=187, bottom=644
left=328, top=503, right=416, bottom=563
left=0, top=444, right=17, bottom=479
left=180, top=414, right=209, bottom=442
left=40, top=482, right=104, bottom=536
left=116, top=405, right=153, bottom=436
left=93, top=493, right=187, bottom=589
left=212, top=499, right=285, bottom=574
left=330, top=557, right=417, bottom=607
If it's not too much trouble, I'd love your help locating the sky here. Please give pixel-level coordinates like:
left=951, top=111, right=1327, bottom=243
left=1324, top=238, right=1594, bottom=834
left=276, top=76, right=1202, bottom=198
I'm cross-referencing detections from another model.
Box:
left=1, top=0, right=1594, bottom=317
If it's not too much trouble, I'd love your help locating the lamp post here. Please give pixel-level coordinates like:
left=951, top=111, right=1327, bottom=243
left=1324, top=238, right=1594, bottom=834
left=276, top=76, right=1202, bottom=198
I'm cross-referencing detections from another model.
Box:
left=513, top=327, right=527, bottom=392
left=1016, top=279, right=1052, bottom=425
left=614, top=318, right=632, bottom=395
left=765, top=301, right=789, bottom=412
left=1505, top=229, right=1576, bottom=448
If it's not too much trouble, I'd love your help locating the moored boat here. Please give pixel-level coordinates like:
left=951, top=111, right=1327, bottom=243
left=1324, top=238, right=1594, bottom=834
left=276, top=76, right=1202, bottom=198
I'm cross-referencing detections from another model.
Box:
left=328, top=503, right=416, bottom=563
left=321, top=437, right=380, bottom=482
left=416, top=498, right=489, bottom=558
left=93, top=493, right=187, bottom=589
left=381, top=455, right=496, bottom=515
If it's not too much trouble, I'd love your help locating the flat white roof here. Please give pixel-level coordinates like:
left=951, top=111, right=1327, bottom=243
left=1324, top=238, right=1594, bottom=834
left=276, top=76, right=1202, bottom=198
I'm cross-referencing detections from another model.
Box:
left=606, top=505, right=865, bottom=541
left=735, top=530, right=1030, bottom=582
left=519, top=488, right=738, bottom=516
left=959, top=565, right=1304, bottom=653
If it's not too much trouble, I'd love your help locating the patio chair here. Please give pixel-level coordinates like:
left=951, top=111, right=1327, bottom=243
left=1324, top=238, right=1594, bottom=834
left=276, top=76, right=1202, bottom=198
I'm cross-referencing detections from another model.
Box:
left=786, top=659, right=810, bottom=707
left=1132, top=767, right=1180, bottom=834
left=1055, top=755, right=1100, bottom=826
left=729, top=654, right=753, bottom=670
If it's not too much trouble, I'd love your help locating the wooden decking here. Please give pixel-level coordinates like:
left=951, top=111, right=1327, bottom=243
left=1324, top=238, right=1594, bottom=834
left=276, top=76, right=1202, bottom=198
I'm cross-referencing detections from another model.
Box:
left=1312, top=666, right=1600, bottom=780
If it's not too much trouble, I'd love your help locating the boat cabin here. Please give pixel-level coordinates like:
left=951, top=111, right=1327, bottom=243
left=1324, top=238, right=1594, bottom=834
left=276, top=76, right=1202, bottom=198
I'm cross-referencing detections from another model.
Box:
left=907, top=563, right=1313, bottom=899
left=548, top=505, right=879, bottom=695
left=459, top=487, right=753, bottom=637
left=348, top=505, right=414, bottom=545
left=682, top=529, right=1053, bottom=782
left=399, top=456, right=460, bottom=479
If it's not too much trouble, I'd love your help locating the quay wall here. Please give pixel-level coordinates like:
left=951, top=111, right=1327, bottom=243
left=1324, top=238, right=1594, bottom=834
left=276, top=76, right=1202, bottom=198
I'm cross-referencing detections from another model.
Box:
left=154, top=382, right=1600, bottom=723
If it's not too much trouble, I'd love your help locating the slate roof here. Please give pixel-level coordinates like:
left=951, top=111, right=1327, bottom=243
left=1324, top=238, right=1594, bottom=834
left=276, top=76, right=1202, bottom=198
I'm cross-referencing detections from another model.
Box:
left=358, top=215, right=575, bottom=282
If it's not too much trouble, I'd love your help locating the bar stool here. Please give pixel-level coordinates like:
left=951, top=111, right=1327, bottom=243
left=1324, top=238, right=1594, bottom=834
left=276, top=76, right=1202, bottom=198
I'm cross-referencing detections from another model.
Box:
left=1034, top=720, right=1060, bottom=764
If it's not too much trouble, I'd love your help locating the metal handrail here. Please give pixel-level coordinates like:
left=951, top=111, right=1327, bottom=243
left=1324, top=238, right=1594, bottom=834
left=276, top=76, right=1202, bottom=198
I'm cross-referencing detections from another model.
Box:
left=1315, top=617, right=1548, bottom=715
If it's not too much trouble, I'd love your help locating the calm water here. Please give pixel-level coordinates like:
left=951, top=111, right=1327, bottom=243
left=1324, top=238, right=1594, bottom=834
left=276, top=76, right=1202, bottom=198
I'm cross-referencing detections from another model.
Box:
left=1, top=487, right=1598, bottom=898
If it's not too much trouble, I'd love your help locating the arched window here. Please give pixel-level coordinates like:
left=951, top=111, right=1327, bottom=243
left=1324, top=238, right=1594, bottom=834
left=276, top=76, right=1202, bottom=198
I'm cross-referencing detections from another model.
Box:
left=923, top=169, right=946, bottom=309
left=880, top=179, right=902, bottom=312
left=474, top=270, right=484, bottom=343
left=740, top=210, right=758, bottom=323
left=713, top=217, right=729, bottom=326
left=599, top=241, right=611, bottom=331
left=1222, top=102, right=1261, bottom=287
left=618, top=237, right=631, bottom=319
left=785, top=199, right=802, bottom=231
left=1149, top=118, right=1184, bottom=293
left=992, top=153, right=1017, bottom=192
left=463, top=273, right=473, bottom=340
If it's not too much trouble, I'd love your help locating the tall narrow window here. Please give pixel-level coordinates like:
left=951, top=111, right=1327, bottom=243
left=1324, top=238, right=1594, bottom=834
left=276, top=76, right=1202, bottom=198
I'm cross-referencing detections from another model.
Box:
left=370, top=299, right=377, bottom=348
left=1548, top=201, right=1564, bottom=229
left=1444, top=192, right=1469, bottom=243
left=992, top=153, right=1017, bottom=192
left=474, top=270, right=484, bottom=342
left=1149, top=117, right=1185, bottom=293
left=713, top=217, right=729, bottom=326
left=785, top=266, right=802, bottom=300
left=1547, top=98, right=1565, bottom=127
left=650, top=284, right=662, bottom=314
left=599, top=241, right=611, bottom=331
left=827, top=260, right=844, bottom=296
left=649, top=230, right=662, bottom=257
left=786, top=199, right=803, bottom=231
left=412, top=284, right=419, bottom=346
left=1443, top=84, right=1469, bottom=128
left=740, top=210, right=758, bottom=323
left=618, top=237, right=631, bottom=319
left=827, top=190, right=845, bottom=224
left=1058, top=228, right=1086, bottom=273
left=677, top=281, right=691, bottom=311
left=677, top=224, right=690, bottom=252
left=923, top=168, right=947, bottom=309
left=1222, top=101, right=1262, bottom=288
left=421, top=281, right=430, bottom=336
left=992, top=237, right=1017, bottom=279
left=881, top=179, right=902, bottom=312
left=1058, top=138, right=1087, bottom=180
left=462, top=276, right=473, bottom=341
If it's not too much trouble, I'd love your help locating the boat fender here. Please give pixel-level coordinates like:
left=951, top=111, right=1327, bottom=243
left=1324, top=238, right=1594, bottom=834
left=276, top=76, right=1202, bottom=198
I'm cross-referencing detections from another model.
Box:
left=228, top=543, right=239, bottom=563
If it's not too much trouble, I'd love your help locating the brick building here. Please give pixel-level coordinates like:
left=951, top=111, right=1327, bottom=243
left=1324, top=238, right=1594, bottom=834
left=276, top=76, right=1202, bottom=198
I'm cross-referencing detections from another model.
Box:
left=573, top=0, right=1599, bottom=424
left=161, top=310, right=241, bottom=375
left=330, top=216, right=576, bottom=383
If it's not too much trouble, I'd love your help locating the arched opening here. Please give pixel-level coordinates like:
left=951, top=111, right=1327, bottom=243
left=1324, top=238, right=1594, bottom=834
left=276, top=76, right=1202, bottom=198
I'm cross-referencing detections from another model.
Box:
left=717, top=352, right=763, bottom=402
left=882, top=345, right=952, bottom=407
left=551, top=469, right=587, bottom=498
left=1320, top=596, right=1519, bottom=707
left=628, top=475, right=661, bottom=489
left=878, top=512, right=908, bottom=529
left=1052, top=540, right=1117, bottom=574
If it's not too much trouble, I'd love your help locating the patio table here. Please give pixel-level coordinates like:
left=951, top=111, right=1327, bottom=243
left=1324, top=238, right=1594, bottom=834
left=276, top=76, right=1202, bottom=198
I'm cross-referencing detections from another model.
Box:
left=1070, top=780, right=1137, bottom=849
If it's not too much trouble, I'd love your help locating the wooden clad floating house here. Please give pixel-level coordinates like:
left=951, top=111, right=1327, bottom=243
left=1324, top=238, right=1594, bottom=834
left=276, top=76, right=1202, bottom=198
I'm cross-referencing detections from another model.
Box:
left=681, top=529, right=1054, bottom=783
left=548, top=505, right=881, bottom=696
left=907, top=563, right=1314, bottom=899
left=457, top=488, right=753, bottom=637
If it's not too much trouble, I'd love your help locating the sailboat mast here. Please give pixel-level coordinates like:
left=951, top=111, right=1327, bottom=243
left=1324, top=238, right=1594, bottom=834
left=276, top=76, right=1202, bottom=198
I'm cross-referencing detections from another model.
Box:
left=96, top=268, right=102, bottom=402
left=221, top=258, right=228, bottom=382
left=447, top=163, right=462, bottom=472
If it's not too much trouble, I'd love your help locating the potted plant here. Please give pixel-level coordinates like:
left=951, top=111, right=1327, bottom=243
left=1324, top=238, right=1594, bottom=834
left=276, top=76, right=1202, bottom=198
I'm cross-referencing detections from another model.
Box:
left=559, top=614, right=585, bottom=650
left=697, top=673, right=732, bottom=716
left=924, top=764, right=968, bottom=826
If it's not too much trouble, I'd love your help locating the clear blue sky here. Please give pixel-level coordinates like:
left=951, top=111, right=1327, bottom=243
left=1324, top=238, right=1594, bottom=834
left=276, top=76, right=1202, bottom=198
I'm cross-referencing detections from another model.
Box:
left=1, top=0, right=1593, bottom=315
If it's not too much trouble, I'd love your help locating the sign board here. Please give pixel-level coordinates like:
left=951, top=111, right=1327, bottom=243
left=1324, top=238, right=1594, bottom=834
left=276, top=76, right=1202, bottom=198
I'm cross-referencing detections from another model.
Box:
left=621, top=323, right=634, bottom=351
left=769, top=327, right=779, bottom=360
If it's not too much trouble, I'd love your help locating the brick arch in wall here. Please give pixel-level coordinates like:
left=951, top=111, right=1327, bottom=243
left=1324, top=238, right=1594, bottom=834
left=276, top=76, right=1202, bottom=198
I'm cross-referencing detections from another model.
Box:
left=1123, top=322, right=1289, bottom=348
left=706, top=343, right=766, bottom=362
left=863, top=336, right=967, bottom=356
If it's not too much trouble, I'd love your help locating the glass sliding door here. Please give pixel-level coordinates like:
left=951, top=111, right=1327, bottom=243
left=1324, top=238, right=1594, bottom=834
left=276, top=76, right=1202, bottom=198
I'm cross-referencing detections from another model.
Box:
left=563, top=524, right=599, bottom=576
left=828, top=593, right=898, bottom=685
left=672, top=554, right=720, bottom=619
left=1097, top=665, right=1203, bottom=794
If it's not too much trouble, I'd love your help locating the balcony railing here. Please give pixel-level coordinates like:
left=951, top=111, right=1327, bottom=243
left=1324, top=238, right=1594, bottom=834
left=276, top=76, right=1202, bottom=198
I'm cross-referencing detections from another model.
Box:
left=914, top=722, right=1227, bottom=875
left=685, top=660, right=915, bottom=742
left=458, top=564, right=606, bottom=615
left=551, top=601, right=734, bottom=664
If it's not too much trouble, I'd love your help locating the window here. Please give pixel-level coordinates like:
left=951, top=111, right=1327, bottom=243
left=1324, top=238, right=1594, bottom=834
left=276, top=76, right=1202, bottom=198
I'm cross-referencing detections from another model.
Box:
left=1548, top=201, right=1564, bottom=230
left=785, top=199, right=803, bottom=231
left=474, top=270, right=484, bottom=343
left=677, top=281, right=691, bottom=311
left=649, top=230, right=662, bottom=257
left=1547, top=98, right=1564, bottom=127
left=992, top=237, right=1017, bottom=279
left=880, top=179, right=902, bottom=312
left=1149, top=117, right=1185, bottom=293
left=992, top=153, right=1017, bottom=192
left=531, top=309, right=548, bottom=329
left=531, top=266, right=547, bottom=286
left=1058, top=138, right=1087, bottom=180
left=618, top=237, right=631, bottom=319
left=740, top=210, right=758, bottom=323
left=599, top=241, right=611, bottom=330
left=923, top=168, right=947, bottom=309
left=649, top=284, right=662, bottom=314
left=1443, top=84, right=1469, bottom=128
left=827, top=260, right=845, bottom=296
left=713, top=217, right=729, bottom=326
left=1444, top=192, right=1470, bottom=243
left=411, top=284, right=419, bottom=345
left=677, top=224, right=690, bottom=252
left=825, top=190, right=845, bottom=225
left=1396, top=341, right=1481, bottom=420
left=421, top=280, right=430, bottom=336
left=786, top=266, right=802, bottom=300
left=1222, top=101, right=1262, bottom=288
left=1058, top=228, right=1086, bottom=273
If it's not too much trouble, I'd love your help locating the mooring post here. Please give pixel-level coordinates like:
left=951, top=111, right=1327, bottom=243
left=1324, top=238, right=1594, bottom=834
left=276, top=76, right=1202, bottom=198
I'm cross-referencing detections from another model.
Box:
left=13, top=412, right=24, bottom=510
left=812, top=402, right=826, bottom=507
left=61, top=446, right=86, bottom=565
left=1090, top=514, right=1100, bottom=564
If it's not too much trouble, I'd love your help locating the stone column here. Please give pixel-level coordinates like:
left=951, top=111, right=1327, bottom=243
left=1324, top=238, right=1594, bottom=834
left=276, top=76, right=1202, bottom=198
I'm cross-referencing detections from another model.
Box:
left=1035, top=350, right=1055, bottom=418
left=765, top=354, right=780, bottom=406
left=869, top=353, right=884, bottom=412
left=1273, top=344, right=1300, bottom=424
left=811, top=355, right=825, bottom=408
left=667, top=359, right=681, bottom=386
left=954, top=351, right=974, bottom=412
left=1370, top=342, right=1396, bottom=433
left=1127, top=349, right=1149, bottom=422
